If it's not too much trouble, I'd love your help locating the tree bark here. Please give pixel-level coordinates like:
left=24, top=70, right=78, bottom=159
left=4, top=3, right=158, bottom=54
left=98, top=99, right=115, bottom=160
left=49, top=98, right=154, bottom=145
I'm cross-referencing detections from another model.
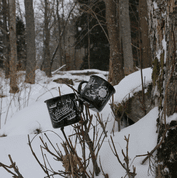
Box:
left=61, top=0, right=66, bottom=67
left=166, top=10, right=177, bottom=117
left=9, top=0, right=19, bottom=93
left=119, top=0, right=134, bottom=75
left=105, top=0, right=124, bottom=86
left=56, top=0, right=62, bottom=67
left=2, top=0, right=10, bottom=78
left=139, top=0, right=152, bottom=68
left=148, top=0, right=177, bottom=177
left=24, top=0, right=36, bottom=83
left=43, top=0, right=51, bottom=77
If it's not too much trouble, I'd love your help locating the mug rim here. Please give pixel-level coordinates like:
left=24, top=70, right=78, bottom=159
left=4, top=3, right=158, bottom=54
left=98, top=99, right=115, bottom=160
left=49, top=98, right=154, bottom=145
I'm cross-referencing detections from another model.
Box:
left=90, top=75, right=116, bottom=93
left=44, top=93, right=76, bottom=103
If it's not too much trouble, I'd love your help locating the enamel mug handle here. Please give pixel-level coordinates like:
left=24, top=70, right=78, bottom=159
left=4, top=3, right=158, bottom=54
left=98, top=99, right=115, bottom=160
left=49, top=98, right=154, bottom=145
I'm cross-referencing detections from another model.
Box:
left=77, top=80, right=88, bottom=94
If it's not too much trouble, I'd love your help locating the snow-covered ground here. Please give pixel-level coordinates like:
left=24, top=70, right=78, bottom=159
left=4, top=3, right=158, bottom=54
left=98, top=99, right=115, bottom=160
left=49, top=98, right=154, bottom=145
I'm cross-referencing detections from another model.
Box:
left=0, top=67, right=158, bottom=178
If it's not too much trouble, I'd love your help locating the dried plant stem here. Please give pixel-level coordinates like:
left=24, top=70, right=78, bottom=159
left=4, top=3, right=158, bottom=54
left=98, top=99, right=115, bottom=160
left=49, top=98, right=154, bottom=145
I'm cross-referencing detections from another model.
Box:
left=4, top=94, right=15, bottom=124
left=28, top=135, right=50, bottom=176
left=61, top=127, right=91, bottom=178
left=109, top=135, right=136, bottom=178
left=99, top=157, right=109, bottom=178
left=0, top=154, right=24, bottom=178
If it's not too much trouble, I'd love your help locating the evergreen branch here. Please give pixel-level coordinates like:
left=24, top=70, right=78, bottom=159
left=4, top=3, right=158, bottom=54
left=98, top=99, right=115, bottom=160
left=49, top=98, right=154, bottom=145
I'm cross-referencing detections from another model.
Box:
left=79, top=3, right=110, bottom=43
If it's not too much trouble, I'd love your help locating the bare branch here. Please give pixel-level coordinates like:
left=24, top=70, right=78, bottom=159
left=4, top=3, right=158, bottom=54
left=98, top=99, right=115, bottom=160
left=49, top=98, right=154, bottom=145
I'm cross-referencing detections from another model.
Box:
left=0, top=155, right=24, bottom=178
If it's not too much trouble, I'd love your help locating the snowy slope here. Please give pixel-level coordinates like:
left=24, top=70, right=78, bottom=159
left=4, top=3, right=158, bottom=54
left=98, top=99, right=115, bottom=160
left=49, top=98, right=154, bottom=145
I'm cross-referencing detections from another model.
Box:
left=0, top=68, right=158, bottom=178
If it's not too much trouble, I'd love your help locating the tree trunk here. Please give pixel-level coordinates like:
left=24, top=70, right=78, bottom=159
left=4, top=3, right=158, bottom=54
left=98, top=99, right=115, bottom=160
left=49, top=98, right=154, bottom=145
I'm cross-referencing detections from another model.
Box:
left=24, top=0, right=36, bottom=83
left=61, top=0, right=66, bottom=68
left=105, top=0, right=124, bottom=86
left=119, top=0, right=134, bottom=75
left=2, top=0, right=10, bottom=78
left=148, top=0, right=177, bottom=177
left=9, top=0, right=19, bottom=93
left=87, top=1, right=91, bottom=69
left=139, top=0, right=151, bottom=68
left=56, top=0, right=62, bottom=67
left=166, top=5, right=177, bottom=117
left=43, top=0, right=51, bottom=77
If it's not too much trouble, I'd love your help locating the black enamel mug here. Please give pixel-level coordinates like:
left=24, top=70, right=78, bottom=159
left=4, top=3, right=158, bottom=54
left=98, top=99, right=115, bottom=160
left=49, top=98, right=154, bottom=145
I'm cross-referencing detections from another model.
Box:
left=44, top=93, right=83, bottom=128
left=78, top=75, right=116, bottom=112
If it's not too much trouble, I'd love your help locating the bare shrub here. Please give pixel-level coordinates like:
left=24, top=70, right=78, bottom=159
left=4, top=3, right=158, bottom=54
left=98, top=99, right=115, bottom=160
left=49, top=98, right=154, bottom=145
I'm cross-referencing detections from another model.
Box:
left=27, top=106, right=108, bottom=177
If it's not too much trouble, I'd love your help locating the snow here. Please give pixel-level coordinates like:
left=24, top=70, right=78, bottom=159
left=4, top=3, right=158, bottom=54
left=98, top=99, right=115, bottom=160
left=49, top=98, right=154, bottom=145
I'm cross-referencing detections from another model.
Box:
left=153, top=1, right=158, bottom=10
left=0, top=67, right=158, bottom=178
left=162, top=36, right=167, bottom=63
left=114, top=68, right=152, bottom=103
left=166, top=112, right=177, bottom=124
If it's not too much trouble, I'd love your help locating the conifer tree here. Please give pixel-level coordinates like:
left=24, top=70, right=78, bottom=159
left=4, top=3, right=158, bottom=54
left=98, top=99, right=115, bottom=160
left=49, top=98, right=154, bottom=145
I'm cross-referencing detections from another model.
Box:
left=75, top=0, right=109, bottom=70
left=16, top=16, right=26, bottom=70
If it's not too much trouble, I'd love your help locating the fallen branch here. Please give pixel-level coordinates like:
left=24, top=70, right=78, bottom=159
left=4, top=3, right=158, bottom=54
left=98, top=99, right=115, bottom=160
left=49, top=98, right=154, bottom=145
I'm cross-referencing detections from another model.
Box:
left=51, top=64, right=66, bottom=75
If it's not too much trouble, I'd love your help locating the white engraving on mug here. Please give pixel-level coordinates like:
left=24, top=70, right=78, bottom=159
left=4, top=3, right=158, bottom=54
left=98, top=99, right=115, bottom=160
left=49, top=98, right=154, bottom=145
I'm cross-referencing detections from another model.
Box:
left=53, top=110, right=77, bottom=123
left=66, top=111, right=77, bottom=121
left=84, top=86, right=108, bottom=101
left=97, top=86, right=108, bottom=100
left=90, top=78, right=97, bottom=86
left=54, top=105, right=72, bottom=120
left=85, top=78, right=98, bottom=89
left=85, top=90, right=97, bottom=100
left=49, top=103, right=57, bottom=109
left=48, top=97, right=78, bottom=123
left=65, top=99, right=72, bottom=104
left=99, top=88, right=107, bottom=98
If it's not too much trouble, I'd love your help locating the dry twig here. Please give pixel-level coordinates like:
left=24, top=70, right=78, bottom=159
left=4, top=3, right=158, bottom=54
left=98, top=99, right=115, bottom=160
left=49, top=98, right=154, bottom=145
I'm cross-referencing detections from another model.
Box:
left=0, top=154, right=24, bottom=178
left=109, top=135, right=136, bottom=178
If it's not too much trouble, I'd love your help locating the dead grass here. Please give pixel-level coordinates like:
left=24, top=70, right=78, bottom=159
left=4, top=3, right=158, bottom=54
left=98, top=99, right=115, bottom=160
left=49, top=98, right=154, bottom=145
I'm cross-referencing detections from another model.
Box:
left=0, top=95, right=6, bottom=98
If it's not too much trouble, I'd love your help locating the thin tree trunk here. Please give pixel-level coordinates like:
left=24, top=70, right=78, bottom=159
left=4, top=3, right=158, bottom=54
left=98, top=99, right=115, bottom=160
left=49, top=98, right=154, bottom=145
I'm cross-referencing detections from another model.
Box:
left=119, top=0, right=134, bottom=75
left=43, top=0, right=51, bottom=77
left=87, top=19, right=91, bottom=69
left=2, top=0, right=10, bottom=78
left=56, top=0, right=62, bottom=67
left=24, top=0, right=36, bottom=83
left=87, top=0, right=90, bottom=69
left=105, top=0, right=124, bottom=85
left=62, top=0, right=66, bottom=67
left=50, top=2, right=76, bottom=69
left=9, top=0, right=19, bottom=93
left=139, top=0, right=151, bottom=68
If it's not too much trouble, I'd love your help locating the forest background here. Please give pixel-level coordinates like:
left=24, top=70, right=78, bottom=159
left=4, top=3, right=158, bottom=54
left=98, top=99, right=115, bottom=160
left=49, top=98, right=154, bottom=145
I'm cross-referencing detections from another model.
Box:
left=0, top=0, right=150, bottom=89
